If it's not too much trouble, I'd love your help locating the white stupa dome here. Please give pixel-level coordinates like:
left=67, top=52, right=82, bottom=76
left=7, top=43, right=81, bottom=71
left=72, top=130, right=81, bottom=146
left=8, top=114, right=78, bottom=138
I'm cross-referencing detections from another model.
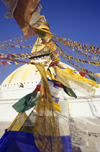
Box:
left=2, top=64, right=41, bottom=85
left=2, top=61, right=75, bottom=86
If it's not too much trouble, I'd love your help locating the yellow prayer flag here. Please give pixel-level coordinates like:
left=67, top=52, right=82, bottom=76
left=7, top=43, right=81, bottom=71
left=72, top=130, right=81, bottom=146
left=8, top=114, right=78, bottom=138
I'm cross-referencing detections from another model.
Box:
left=0, top=44, right=4, bottom=47
left=46, top=70, right=53, bottom=79
left=22, top=45, right=25, bottom=48
left=96, top=73, right=100, bottom=78
left=15, top=62, right=18, bottom=65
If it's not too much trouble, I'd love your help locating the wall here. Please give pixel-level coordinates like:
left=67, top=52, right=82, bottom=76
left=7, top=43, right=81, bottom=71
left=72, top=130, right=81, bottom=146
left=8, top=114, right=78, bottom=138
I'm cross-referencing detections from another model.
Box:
left=0, top=83, right=100, bottom=122
left=68, top=85, right=100, bottom=118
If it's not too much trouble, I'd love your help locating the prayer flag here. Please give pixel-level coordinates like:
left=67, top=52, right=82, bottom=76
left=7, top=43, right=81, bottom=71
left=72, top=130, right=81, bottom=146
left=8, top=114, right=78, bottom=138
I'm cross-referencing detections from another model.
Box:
left=87, top=72, right=96, bottom=81
left=12, top=92, right=38, bottom=112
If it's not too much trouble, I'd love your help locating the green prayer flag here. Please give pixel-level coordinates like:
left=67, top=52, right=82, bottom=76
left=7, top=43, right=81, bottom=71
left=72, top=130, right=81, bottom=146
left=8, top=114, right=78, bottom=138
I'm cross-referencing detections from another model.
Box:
left=12, top=92, right=38, bottom=112
left=47, top=68, right=51, bottom=74
left=34, top=27, right=46, bottom=38
left=62, top=84, right=77, bottom=98
left=52, top=79, right=77, bottom=98
left=87, top=72, right=96, bottom=81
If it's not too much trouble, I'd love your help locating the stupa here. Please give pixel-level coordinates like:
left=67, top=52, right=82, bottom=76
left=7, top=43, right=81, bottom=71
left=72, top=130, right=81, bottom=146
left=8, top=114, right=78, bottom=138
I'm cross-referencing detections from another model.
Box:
left=0, top=38, right=71, bottom=123
left=0, top=37, right=100, bottom=125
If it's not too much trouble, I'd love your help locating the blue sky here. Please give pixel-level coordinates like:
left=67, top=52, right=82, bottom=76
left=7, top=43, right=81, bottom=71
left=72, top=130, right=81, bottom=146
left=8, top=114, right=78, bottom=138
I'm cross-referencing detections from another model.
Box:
left=0, top=0, right=100, bottom=84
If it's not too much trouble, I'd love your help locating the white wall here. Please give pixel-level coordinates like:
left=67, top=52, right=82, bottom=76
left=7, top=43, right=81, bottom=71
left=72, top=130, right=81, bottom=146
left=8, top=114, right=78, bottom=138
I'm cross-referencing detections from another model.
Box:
left=0, top=82, right=36, bottom=122
left=0, top=84, right=100, bottom=122
left=68, top=85, right=100, bottom=118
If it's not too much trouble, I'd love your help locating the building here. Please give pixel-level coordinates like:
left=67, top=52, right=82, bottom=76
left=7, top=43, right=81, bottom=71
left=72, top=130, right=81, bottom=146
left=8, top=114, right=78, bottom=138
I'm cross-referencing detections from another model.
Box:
left=0, top=39, right=100, bottom=152
left=0, top=61, right=100, bottom=122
